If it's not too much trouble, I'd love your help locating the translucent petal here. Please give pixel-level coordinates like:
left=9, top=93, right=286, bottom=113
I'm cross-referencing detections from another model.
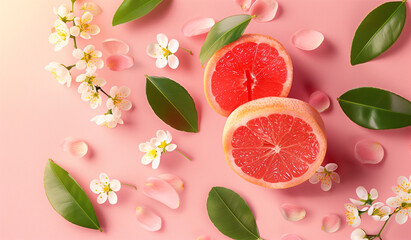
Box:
left=90, top=180, right=103, bottom=194
left=321, top=214, right=341, bottom=233
left=136, top=206, right=162, bottom=231
left=280, top=233, right=303, bottom=240
left=97, top=193, right=107, bottom=204
left=168, top=55, right=179, bottom=69
left=370, top=188, right=378, bottom=200
left=99, top=173, right=110, bottom=185
left=355, top=140, right=384, bottom=164
left=292, top=29, right=324, bottom=51
left=182, top=17, right=215, bottom=37
left=165, top=144, right=177, bottom=152
left=321, top=176, right=332, bottom=191
left=356, top=186, right=368, bottom=200
left=143, top=177, right=180, bottom=209
left=158, top=173, right=184, bottom=192
left=309, top=172, right=322, bottom=184
left=249, top=0, right=278, bottom=22
left=156, top=130, right=167, bottom=142
left=155, top=57, right=168, bottom=68
left=280, top=203, right=306, bottom=221
left=139, top=142, right=152, bottom=152
left=168, top=39, right=179, bottom=53
left=108, top=191, right=118, bottom=204
left=325, top=163, right=338, bottom=172
left=62, top=137, right=88, bottom=158
left=146, top=43, right=159, bottom=58
left=110, top=179, right=121, bottom=191
left=309, top=91, right=330, bottom=113
left=106, top=54, right=134, bottom=71
left=156, top=33, right=168, bottom=48
left=102, top=38, right=130, bottom=55
left=395, top=209, right=408, bottom=224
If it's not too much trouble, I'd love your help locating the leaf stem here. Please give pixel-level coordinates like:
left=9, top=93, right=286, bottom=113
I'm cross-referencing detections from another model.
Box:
left=179, top=47, right=193, bottom=55
left=176, top=149, right=192, bottom=161
left=121, top=183, right=138, bottom=191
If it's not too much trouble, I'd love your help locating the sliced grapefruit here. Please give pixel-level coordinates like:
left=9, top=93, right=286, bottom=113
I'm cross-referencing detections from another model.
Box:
left=204, top=34, right=293, bottom=117
left=223, top=97, right=326, bottom=189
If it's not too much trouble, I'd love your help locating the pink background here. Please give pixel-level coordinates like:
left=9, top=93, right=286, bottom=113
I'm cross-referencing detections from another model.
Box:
left=1, top=0, right=410, bottom=239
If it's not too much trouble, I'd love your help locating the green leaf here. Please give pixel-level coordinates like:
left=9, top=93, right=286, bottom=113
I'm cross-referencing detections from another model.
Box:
left=337, top=87, right=411, bottom=129
left=44, top=159, right=101, bottom=231
left=207, top=187, right=261, bottom=240
left=145, top=75, right=198, bottom=133
left=199, top=14, right=253, bottom=65
left=350, top=1, right=407, bottom=65
left=112, top=0, right=163, bottom=26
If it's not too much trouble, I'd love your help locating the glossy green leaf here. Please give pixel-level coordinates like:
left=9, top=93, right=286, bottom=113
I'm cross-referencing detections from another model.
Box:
left=44, top=159, right=101, bottom=231
left=146, top=76, right=198, bottom=133
left=207, top=187, right=261, bottom=240
left=337, top=87, right=411, bottom=129
left=112, top=0, right=163, bottom=26
left=200, top=14, right=253, bottom=65
left=351, top=1, right=407, bottom=65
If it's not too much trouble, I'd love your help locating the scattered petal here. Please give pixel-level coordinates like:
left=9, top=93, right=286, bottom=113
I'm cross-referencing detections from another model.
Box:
left=280, top=233, right=303, bottom=240
left=182, top=17, right=215, bottom=37
left=235, top=0, right=253, bottom=10
left=102, top=38, right=130, bottom=55
left=157, top=173, right=184, bottom=192
left=106, top=54, right=134, bottom=71
left=249, top=0, right=278, bottom=22
left=355, top=140, right=384, bottom=164
left=292, top=29, right=324, bottom=51
left=197, top=236, right=211, bottom=240
left=136, top=206, right=162, bottom=231
left=309, top=91, right=330, bottom=113
left=280, top=203, right=306, bottom=221
left=62, top=137, right=88, bottom=158
left=143, top=177, right=180, bottom=209
left=322, top=214, right=341, bottom=233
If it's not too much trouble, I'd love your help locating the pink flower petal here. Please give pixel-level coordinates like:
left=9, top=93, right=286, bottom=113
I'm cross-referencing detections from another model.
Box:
left=249, top=0, right=278, bottom=22
left=136, top=206, right=162, bottom=231
left=182, top=17, right=215, bottom=37
left=143, top=177, right=180, bottom=209
left=197, top=236, right=211, bottom=240
left=322, top=214, right=341, bottom=233
left=280, top=203, right=306, bottom=221
left=105, top=54, right=134, bottom=71
left=280, top=234, right=303, bottom=240
left=292, top=29, right=324, bottom=51
left=234, top=0, right=253, bottom=10
left=102, top=38, right=130, bottom=55
left=62, top=137, right=88, bottom=158
left=157, top=173, right=184, bottom=192
left=309, top=91, right=330, bottom=113
left=355, top=140, right=384, bottom=164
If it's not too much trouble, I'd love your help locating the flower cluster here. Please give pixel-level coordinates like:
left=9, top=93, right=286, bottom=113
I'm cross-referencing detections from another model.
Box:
left=139, top=130, right=178, bottom=169
left=45, top=1, right=131, bottom=128
left=345, top=175, right=411, bottom=240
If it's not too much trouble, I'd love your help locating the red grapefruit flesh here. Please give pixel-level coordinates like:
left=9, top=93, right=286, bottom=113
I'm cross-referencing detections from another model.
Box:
left=223, top=97, right=326, bottom=188
left=204, top=34, right=293, bottom=117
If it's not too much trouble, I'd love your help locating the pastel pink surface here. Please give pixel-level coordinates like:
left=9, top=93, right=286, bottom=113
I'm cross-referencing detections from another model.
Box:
left=0, top=0, right=410, bottom=240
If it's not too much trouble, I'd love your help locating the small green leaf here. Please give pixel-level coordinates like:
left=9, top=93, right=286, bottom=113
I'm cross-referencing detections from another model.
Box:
left=112, top=0, right=163, bottom=26
left=44, top=159, right=101, bottom=231
left=200, top=14, right=253, bottom=65
left=337, top=87, right=411, bottom=129
left=350, top=1, right=407, bottom=65
left=146, top=76, right=198, bottom=133
left=207, top=187, right=261, bottom=240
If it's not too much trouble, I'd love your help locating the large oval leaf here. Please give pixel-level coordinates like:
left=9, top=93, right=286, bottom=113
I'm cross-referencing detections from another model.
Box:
left=337, top=87, right=411, bottom=129
left=350, top=1, right=407, bottom=65
left=199, top=14, right=253, bottom=65
left=207, top=187, right=261, bottom=240
left=44, top=159, right=101, bottom=231
left=112, top=0, right=163, bottom=26
left=146, top=76, right=198, bottom=133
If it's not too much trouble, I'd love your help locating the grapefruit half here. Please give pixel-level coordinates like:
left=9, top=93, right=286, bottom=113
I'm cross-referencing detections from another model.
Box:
left=223, top=97, right=327, bottom=189
left=204, top=34, right=293, bottom=117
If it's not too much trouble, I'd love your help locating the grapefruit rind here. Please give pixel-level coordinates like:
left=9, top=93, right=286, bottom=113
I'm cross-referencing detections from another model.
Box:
left=223, top=97, right=327, bottom=189
left=204, top=34, right=293, bottom=117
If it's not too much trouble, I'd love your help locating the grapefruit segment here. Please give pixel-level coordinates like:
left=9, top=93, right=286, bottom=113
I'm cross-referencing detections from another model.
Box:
left=204, top=34, right=293, bottom=116
left=223, top=97, right=326, bottom=189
